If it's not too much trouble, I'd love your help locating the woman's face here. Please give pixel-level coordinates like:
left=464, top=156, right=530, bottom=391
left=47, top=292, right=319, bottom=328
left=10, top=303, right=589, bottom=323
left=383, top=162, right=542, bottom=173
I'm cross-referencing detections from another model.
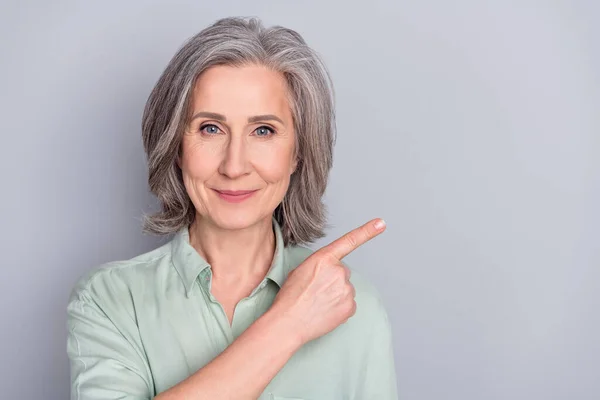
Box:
left=180, top=64, right=297, bottom=231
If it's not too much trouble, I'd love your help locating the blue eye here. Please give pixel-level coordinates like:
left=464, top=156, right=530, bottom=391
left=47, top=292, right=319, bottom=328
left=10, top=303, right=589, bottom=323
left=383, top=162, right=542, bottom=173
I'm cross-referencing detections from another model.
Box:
left=200, top=124, right=221, bottom=135
left=255, top=126, right=275, bottom=136
left=199, top=124, right=275, bottom=136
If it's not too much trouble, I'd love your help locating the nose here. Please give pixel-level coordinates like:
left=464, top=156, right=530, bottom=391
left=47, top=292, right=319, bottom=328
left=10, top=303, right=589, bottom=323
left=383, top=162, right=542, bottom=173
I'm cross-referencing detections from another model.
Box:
left=218, top=134, right=251, bottom=179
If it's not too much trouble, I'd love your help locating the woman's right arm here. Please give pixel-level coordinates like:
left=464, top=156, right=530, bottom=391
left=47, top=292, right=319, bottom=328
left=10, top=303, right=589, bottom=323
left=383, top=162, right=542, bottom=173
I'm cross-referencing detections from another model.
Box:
left=68, top=219, right=383, bottom=400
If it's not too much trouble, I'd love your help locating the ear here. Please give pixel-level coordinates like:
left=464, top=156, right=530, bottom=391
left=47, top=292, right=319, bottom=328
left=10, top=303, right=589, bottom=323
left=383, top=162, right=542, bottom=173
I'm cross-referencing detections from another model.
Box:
left=290, top=156, right=299, bottom=175
left=176, top=145, right=183, bottom=169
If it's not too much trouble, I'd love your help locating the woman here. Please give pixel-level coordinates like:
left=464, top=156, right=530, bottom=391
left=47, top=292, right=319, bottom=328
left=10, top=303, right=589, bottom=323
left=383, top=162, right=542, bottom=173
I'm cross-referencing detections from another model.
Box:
left=67, top=16, right=397, bottom=400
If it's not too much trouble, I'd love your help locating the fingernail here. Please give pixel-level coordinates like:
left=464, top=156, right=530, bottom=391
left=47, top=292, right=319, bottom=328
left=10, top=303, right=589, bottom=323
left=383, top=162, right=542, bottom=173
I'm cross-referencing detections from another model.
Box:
left=374, top=219, right=386, bottom=230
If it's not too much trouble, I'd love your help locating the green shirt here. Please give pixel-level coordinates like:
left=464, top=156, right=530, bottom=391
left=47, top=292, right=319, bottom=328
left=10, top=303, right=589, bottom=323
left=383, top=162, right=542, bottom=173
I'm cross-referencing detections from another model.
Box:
left=66, top=219, right=398, bottom=399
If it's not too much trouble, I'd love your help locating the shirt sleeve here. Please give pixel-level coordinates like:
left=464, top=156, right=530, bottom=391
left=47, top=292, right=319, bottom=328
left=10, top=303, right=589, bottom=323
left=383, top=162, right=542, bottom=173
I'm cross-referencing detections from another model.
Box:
left=66, top=288, right=153, bottom=400
left=359, top=296, right=399, bottom=399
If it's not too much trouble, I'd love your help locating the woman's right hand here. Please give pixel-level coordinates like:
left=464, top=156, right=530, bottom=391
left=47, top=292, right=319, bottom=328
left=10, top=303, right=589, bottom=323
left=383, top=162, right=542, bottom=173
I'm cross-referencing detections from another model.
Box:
left=270, top=218, right=386, bottom=345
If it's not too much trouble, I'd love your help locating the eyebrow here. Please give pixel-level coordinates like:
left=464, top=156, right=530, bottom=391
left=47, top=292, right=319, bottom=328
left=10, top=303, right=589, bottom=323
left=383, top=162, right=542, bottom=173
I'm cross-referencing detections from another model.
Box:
left=190, top=111, right=284, bottom=125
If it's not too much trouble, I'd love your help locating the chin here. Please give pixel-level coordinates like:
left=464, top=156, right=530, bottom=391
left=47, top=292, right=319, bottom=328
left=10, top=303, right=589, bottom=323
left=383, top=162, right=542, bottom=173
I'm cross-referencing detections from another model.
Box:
left=209, top=210, right=269, bottom=231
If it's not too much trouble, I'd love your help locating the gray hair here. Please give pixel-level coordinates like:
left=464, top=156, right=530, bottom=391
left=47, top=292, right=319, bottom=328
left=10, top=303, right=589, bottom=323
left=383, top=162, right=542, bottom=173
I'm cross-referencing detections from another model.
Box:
left=141, top=16, right=336, bottom=246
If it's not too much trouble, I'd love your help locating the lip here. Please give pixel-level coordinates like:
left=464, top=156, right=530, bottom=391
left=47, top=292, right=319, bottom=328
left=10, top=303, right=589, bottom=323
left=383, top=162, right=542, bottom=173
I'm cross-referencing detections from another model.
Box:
left=213, top=189, right=258, bottom=203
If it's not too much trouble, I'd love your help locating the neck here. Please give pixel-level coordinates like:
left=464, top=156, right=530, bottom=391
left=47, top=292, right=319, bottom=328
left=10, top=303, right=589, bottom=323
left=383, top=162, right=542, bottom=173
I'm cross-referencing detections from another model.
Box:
left=188, top=215, right=276, bottom=285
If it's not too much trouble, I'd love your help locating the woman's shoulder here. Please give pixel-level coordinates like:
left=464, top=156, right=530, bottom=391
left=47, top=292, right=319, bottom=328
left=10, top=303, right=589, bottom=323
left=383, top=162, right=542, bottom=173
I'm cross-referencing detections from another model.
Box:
left=68, top=240, right=173, bottom=306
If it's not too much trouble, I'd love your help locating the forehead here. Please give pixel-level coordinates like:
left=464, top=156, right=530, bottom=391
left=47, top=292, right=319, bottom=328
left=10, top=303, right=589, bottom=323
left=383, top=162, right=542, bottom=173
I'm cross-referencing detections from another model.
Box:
left=190, top=64, right=292, bottom=119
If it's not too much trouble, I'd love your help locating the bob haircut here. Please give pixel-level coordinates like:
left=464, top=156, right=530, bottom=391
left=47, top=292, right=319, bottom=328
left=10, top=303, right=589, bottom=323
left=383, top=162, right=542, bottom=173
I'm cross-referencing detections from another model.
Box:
left=141, top=16, right=336, bottom=246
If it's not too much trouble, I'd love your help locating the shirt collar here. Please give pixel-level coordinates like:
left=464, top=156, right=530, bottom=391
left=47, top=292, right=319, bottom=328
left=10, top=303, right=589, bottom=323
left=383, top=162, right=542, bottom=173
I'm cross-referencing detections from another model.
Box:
left=171, top=217, right=287, bottom=297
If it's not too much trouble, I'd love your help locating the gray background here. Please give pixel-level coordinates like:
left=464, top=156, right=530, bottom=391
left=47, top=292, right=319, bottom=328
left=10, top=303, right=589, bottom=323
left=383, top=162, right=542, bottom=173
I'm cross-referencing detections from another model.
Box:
left=1, top=1, right=598, bottom=399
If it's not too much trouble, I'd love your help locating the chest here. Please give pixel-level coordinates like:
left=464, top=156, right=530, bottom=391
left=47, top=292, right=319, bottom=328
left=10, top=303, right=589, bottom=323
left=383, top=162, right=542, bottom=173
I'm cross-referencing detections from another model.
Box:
left=136, top=283, right=366, bottom=399
left=210, top=279, right=264, bottom=326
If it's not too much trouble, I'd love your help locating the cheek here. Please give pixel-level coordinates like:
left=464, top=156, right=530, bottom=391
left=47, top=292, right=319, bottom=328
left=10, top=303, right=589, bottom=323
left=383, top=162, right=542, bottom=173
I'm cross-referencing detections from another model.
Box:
left=252, top=144, right=296, bottom=183
left=180, top=139, right=220, bottom=181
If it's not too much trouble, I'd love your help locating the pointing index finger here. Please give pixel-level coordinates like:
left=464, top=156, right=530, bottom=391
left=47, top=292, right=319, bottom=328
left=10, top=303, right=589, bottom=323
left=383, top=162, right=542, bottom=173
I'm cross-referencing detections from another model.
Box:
left=321, top=218, right=386, bottom=260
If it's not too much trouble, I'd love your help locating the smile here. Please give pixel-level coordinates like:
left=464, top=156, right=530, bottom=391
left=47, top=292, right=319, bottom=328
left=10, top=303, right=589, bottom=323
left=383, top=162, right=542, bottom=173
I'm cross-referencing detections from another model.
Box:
left=213, top=189, right=259, bottom=203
